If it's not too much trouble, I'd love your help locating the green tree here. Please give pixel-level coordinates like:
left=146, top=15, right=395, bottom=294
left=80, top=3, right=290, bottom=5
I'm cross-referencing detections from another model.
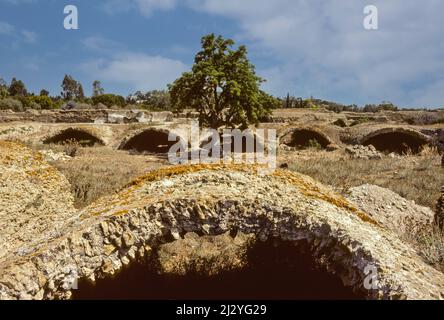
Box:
left=0, top=98, right=24, bottom=111
left=92, top=94, right=125, bottom=108
left=0, top=78, right=8, bottom=98
left=92, top=80, right=104, bottom=97
left=61, top=75, right=84, bottom=101
left=77, top=83, right=85, bottom=100
left=29, top=95, right=54, bottom=110
left=8, top=78, right=27, bottom=97
left=378, top=101, right=398, bottom=111
left=285, top=93, right=291, bottom=108
left=259, top=91, right=281, bottom=111
left=40, top=89, right=49, bottom=96
left=143, top=90, right=171, bottom=110
left=169, top=33, right=271, bottom=129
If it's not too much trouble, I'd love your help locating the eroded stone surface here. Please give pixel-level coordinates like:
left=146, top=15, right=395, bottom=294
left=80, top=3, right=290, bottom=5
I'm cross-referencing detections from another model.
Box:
left=346, top=184, right=435, bottom=235
left=0, top=141, right=76, bottom=263
left=1, top=142, right=444, bottom=300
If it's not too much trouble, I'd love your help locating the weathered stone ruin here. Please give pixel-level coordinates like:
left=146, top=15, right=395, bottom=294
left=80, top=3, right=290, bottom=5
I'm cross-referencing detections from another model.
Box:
left=118, top=128, right=184, bottom=154
left=360, top=128, right=431, bottom=154
left=1, top=141, right=444, bottom=300
left=43, top=128, right=104, bottom=146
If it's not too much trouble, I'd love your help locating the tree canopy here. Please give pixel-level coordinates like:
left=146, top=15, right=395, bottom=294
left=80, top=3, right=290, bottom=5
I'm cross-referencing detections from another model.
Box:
left=92, top=80, right=105, bottom=97
left=61, top=75, right=84, bottom=101
left=8, top=78, right=27, bottom=97
left=92, top=93, right=125, bottom=108
left=169, top=33, right=273, bottom=129
left=0, top=78, right=8, bottom=98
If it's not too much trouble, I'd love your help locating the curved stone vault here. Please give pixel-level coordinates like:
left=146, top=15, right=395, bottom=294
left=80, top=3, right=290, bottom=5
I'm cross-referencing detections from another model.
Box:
left=43, top=128, right=105, bottom=146
left=0, top=141, right=444, bottom=300
left=280, top=127, right=337, bottom=149
left=118, top=128, right=186, bottom=154
left=360, top=128, right=432, bottom=154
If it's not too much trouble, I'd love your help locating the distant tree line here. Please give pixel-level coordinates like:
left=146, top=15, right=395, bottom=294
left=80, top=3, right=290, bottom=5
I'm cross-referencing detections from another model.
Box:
left=280, top=94, right=405, bottom=113
left=0, top=76, right=440, bottom=115
left=0, top=75, right=174, bottom=111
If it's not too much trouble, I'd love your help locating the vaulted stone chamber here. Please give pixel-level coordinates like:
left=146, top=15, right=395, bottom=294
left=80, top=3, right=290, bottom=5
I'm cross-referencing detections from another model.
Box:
left=72, top=238, right=364, bottom=300
left=119, top=129, right=184, bottom=154
left=282, top=129, right=331, bottom=149
left=362, top=130, right=430, bottom=154
left=43, top=128, right=104, bottom=146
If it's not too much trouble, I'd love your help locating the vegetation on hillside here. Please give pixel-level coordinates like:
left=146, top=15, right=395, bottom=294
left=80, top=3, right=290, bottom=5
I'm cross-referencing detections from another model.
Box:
left=169, top=34, right=277, bottom=128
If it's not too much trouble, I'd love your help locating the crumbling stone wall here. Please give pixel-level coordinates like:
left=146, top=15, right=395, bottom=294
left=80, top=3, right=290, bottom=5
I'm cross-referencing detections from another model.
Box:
left=1, top=144, right=444, bottom=300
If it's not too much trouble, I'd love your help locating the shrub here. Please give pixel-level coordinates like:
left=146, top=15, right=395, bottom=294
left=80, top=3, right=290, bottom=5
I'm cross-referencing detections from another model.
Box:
left=28, top=95, right=54, bottom=110
left=0, top=98, right=24, bottom=111
left=414, top=113, right=441, bottom=125
left=363, top=104, right=378, bottom=113
left=434, top=117, right=444, bottom=124
left=350, top=117, right=371, bottom=126
left=63, top=139, right=79, bottom=157
left=307, top=139, right=323, bottom=150
left=27, top=101, right=41, bottom=110
left=92, top=94, right=125, bottom=108
left=402, top=224, right=444, bottom=273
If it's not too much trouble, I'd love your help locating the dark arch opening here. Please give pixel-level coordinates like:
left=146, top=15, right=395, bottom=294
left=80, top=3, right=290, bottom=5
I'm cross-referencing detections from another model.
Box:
left=285, top=129, right=330, bottom=149
left=200, top=133, right=263, bottom=155
left=72, top=238, right=365, bottom=300
left=120, top=130, right=184, bottom=154
left=363, top=131, right=429, bottom=154
left=44, top=129, right=103, bottom=147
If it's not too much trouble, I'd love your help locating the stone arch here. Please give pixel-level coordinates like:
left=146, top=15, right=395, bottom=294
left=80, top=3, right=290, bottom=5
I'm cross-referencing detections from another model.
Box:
left=118, top=128, right=186, bottom=154
left=43, top=128, right=104, bottom=146
left=199, top=131, right=265, bottom=154
left=72, top=236, right=364, bottom=300
left=281, top=128, right=333, bottom=149
left=1, top=166, right=444, bottom=300
left=361, top=128, right=431, bottom=154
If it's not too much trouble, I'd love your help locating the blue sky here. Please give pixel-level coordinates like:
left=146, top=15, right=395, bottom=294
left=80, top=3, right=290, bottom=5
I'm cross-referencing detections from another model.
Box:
left=0, top=0, right=443, bottom=108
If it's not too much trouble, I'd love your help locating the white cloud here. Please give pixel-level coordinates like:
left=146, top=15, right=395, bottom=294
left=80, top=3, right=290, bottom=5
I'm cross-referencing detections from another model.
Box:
left=100, top=0, right=444, bottom=106
left=82, top=35, right=125, bottom=53
left=0, top=21, right=15, bottom=35
left=0, top=21, right=38, bottom=45
left=81, top=53, right=188, bottom=91
left=186, top=0, right=444, bottom=107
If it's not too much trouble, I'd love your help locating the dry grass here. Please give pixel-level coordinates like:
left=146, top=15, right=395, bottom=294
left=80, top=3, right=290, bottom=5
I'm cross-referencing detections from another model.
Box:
left=284, top=147, right=443, bottom=210
left=284, top=146, right=444, bottom=271
left=14, top=138, right=444, bottom=272
left=402, top=223, right=444, bottom=272
left=27, top=139, right=442, bottom=211
left=51, top=146, right=168, bottom=208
